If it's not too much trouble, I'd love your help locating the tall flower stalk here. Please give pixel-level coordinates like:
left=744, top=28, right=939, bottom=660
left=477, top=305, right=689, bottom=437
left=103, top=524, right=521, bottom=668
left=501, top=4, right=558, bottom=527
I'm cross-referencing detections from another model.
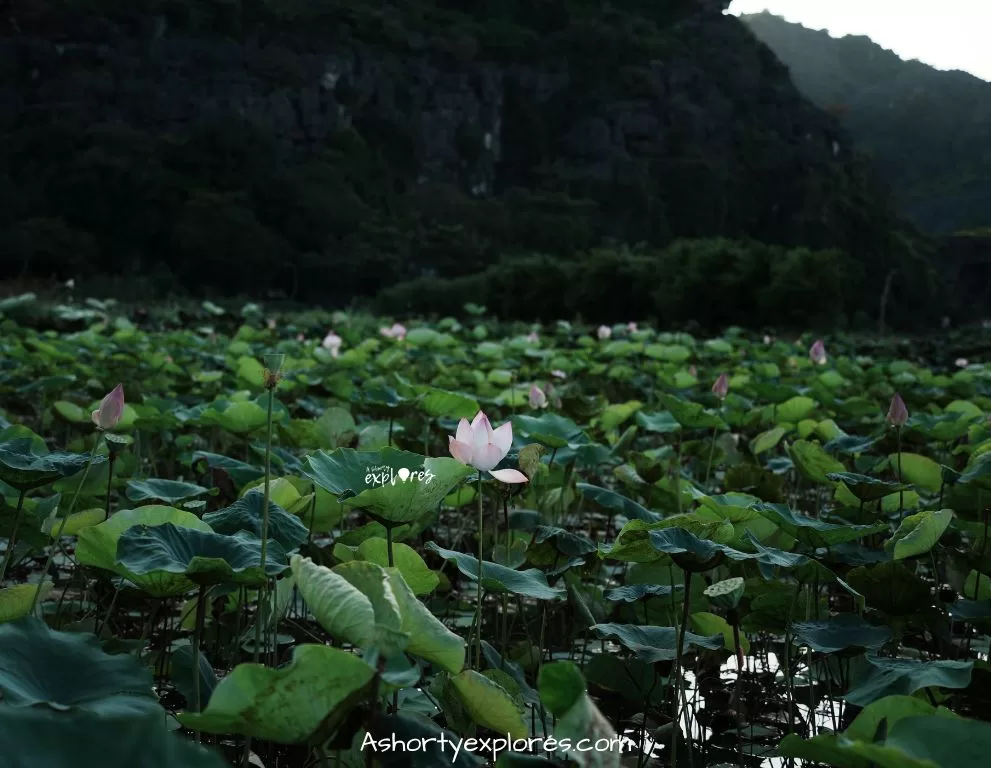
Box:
left=448, top=411, right=528, bottom=669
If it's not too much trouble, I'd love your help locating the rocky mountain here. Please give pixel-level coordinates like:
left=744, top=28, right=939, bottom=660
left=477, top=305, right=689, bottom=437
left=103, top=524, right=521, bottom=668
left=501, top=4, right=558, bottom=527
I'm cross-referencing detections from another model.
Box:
left=0, top=0, right=936, bottom=325
left=742, top=11, right=991, bottom=235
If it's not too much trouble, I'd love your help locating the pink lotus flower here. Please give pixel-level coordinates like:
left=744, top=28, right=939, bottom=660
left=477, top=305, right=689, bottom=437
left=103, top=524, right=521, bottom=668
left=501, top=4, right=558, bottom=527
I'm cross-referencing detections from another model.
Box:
left=296, top=333, right=306, bottom=342
left=448, top=412, right=528, bottom=483
left=763, top=335, right=772, bottom=345
left=711, top=373, right=729, bottom=401
left=529, top=385, right=548, bottom=409
left=689, top=365, right=698, bottom=379
left=809, top=340, right=827, bottom=365
left=380, top=323, right=407, bottom=341
left=92, top=384, right=125, bottom=431
left=526, top=332, right=540, bottom=343
left=322, top=331, right=343, bottom=357
left=267, top=319, right=277, bottom=330
left=956, top=358, right=969, bottom=368
left=887, top=392, right=909, bottom=427
left=551, top=369, right=567, bottom=380
left=627, top=322, right=638, bottom=333
left=597, top=325, right=612, bottom=340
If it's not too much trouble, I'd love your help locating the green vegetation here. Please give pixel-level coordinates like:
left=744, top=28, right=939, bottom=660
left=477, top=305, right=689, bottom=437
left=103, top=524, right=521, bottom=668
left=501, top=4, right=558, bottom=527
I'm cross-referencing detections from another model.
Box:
left=2, top=299, right=991, bottom=766
left=742, top=11, right=991, bottom=235
left=0, top=0, right=940, bottom=327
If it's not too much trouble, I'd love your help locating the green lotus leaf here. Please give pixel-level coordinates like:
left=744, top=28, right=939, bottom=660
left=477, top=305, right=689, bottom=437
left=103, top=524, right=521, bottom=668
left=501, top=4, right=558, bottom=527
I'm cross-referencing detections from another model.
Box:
left=577, top=483, right=659, bottom=523
left=0, top=583, right=52, bottom=624
left=125, top=478, right=208, bottom=505
left=334, top=537, right=439, bottom=595
left=845, top=655, right=973, bottom=707
left=792, top=614, right=892, bottom=654
left=827, top=472, right=912, bottom=502
left=76, top=506, right=213, bottom=597
left=0, top=695, right=228, bottom=768
left=0, top=616, right=153, bottom=707
left=655, top=394, right=726, bottom=430
left=753, top=502, right=887, bottom=547
left=750, top=427, right=787, bottom=455
left=415, top=387, right=480, bottom=419
left=537, top=662, right=623, bottom=768
left=425, top=543, right=565, bottom=600
left=179, top=644, right=376, bottom=744
left=886, top=509, right=953, bottom=560
left=889, top=453, right=943, bottom=493
left=451, top=670, right=528, bottom=741
left=512, top=413, right=588, bottom=449
left=202, top=490, right=309, bottom=551
left=789, top=440, right=845, bottom=485
left=0, top=439, right=106, bottom=491
left=199, top=400, right=269, bottom=435
left=845, top=561, right=931, bottom=616
left=603, top=584, right=682, bottom=602
left=304, top=448, right=470, bottom=525
left=589, top=623, right=723, bottom=663
left=291, top=555, right=464, bottom=673
left=844, top=695, right=956, bottom=742
left=116, top=524, right=289, bottom=587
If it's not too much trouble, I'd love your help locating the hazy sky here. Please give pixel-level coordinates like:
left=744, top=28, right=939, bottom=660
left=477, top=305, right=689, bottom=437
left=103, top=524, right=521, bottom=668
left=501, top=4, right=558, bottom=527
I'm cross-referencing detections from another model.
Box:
left=727, top=0, right=991, bottom=81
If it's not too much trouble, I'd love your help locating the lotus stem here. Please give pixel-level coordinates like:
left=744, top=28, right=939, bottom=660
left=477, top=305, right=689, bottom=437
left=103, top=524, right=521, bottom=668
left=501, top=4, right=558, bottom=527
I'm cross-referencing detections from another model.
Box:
left=31, top=434, right=103, bottom=613
left=704, top=426, right=718, bottom=491
left=896, top=427, right=904, bottom=520
left=386, top=523, right=395, bottom=567
left=245, top=381, right=275, bottom=767
left=0, top=489, right=26, bottom=585
left=475, top=473, right=484, bottom=669
left=193, top=583, right=208, bottom=735
left=671, top=570, right=692, bottom=767
left=104, top=452, right=116, bottom=521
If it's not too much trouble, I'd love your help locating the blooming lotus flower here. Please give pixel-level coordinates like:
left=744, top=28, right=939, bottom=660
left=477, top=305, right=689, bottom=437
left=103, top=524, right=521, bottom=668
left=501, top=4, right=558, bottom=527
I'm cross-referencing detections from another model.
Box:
left=322, top=331, right=342, bottom=357
left=380, top=323, right=407, bottom=340
left=551, top=369, right=567, bottom=380
left=956, top=358, right=969, bottom=368
left=529, top=385, right=547, bottom=409
left=448, top=412, right=528, bottom=483
left=711, top=373, right=729, bottom=401
left=809, top=340, right=827, bottom=365
left=92, top=384, right=125, bottom=431
left=597, top=325, right=612, bottom=340
left=887, top=392, right=908, bottom=427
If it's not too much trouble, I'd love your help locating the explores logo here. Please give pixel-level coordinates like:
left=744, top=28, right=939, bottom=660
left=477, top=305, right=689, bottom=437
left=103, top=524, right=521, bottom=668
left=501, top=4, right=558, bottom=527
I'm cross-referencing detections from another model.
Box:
left=364, top=465, right=435, bottom=488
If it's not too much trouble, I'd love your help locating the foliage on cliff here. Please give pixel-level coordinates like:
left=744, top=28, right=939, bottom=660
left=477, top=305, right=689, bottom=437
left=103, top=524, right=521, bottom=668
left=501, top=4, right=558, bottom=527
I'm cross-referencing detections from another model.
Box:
left=0, top=1, right=939, bottom=327
left=742, top=11, right=991, bottom=235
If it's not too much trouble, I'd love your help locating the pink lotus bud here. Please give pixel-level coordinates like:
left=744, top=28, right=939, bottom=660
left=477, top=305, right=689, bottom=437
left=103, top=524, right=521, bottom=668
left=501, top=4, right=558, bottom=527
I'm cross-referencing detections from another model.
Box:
left=92, top=384, right=125, bottom=431
left=689, top=365, right=698, bottom=378
left=526, top=332, right=540, bottom=343
left=711, top=373, right=729, bottom=401
left=886, top=392, right=908, bottom=427
left=322, top=331, right=343, bottom=357
left=763, top=335, right=772, bottom=345
left=380, top=323, right=407, bottom=340
left=296, top=333, right=305, bottom=342
left=597, top=325, right=612, bottom=340
left=267, top=319, right=277, bottom=330
left=551, top=369, right=567, bottom=379
left=809, top=340, right=827, bottom=365
left=627, top=322, right=638, bottom=333
left=529, top=385, right=548, bottom=409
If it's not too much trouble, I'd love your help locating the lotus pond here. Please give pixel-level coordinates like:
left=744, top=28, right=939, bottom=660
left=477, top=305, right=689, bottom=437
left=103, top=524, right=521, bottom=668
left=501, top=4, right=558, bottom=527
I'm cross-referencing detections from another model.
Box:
left=2, top=300, right=991, bottom=768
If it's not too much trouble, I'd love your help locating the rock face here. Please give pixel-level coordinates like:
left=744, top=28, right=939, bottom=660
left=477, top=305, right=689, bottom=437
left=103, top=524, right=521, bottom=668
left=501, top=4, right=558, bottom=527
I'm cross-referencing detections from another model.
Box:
left=0, top=0, right=906, bottom=303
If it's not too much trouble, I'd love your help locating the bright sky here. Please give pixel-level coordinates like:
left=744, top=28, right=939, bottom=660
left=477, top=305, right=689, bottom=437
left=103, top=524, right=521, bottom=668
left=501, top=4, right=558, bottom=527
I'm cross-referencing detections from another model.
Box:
left=727, top=0, right=991, bottom=81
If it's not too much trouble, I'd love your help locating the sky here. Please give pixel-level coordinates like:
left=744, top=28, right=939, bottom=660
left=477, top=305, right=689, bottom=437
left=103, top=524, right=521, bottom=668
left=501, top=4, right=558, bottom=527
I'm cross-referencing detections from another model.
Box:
left=727, top=0, right=991, bottom=81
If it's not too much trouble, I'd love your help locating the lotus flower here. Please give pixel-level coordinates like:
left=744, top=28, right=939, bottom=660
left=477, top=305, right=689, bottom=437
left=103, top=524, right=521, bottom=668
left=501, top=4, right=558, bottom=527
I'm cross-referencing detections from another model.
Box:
left=526, top=332, right=540, bottom=343
left=887, top=392, right=909, bottom=427
left=551, top=369, right=567, bottom=380
left=627, top=322, right=638, bottom=333
left=380, top=323, right=407, bottom=341
left=529, top=385, right=548, bottom=409
left=711, top=373, right=729, bottom=401
left=597, top=325, right=612, bottom=340
left=809, top=339, right=827, bottom=365
left=92, top=384, right=125, bottom=431
left=448, top=412, right=528, bottom=483
left=956, top=358, right=969, bottom=368
left=689, top=365, right=698, bottom=379
left=267, top=319, right=277, bottom=330
left=322, top=331, right=342, bottom=357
